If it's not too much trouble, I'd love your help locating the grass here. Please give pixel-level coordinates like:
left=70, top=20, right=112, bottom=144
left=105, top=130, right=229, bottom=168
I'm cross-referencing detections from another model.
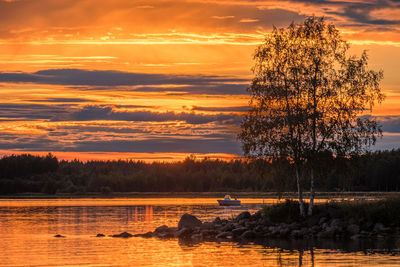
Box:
left=262, top=197, right=400, bottom=226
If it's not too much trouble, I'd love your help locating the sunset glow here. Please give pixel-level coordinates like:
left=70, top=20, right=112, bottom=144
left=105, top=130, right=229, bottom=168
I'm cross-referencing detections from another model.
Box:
left=1, top=0, right=400, bottom=161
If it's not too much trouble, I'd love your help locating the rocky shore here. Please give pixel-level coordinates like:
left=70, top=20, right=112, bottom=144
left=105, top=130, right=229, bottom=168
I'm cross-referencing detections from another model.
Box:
left=129, top=210, right=399, bottom=243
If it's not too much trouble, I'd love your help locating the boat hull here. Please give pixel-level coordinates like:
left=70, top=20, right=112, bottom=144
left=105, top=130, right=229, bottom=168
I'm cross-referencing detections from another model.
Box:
left=217, top=200, right=241, bottom=206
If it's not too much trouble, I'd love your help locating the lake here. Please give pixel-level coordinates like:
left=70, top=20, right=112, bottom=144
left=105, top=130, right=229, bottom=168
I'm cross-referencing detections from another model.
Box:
left=0, top=198, right=399, bottom=266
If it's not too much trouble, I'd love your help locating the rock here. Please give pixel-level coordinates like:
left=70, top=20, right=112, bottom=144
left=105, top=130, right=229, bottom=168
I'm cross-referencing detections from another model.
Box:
left=191, top=233, right=203, bottom=242
left=252, top=210, right=263, bottom=220
left=216, top=231, right=232, bottom=239
left=220, top=223, right=234, bottom=232
left=330, top=218, right=343, bottom=228
left=236, top=211, right=251, bottom=221
left=54, top=234, right=65, bottom=238
left=232, top=227, right=248, bottom=237
left=201, top=230, right=219, bottom=239
left=213, top=217, right=222, bottom=224
left=291, top=230, right=302, bottom=239
left=317, top=228, right=335, bottom=239
left=175, top=227, right=193, bottom=239
left=319, top=217, right=328, bottom=225
left=201, top=222, right=215, bottom=229
left=112, top=232, right=133, bottom=238
left=373, top=223, right=389, bottom=233
left=96, top=233, right=105, bottom=237
left=311, top=225, right=321, bottom=233
left=347, top=224, right=360, bottom=235
left=240, top=230, right=256, bottom=239
left=139, top=232, right=153, bottom=238
left=155, top=225, right=169, bottom=233
left=178, top=214, right=202, bottom=230
left=254, top=225, right=263, bottom=233
left=279, top=227, right=290, bottom=237
left=156, top=232, right=175, bottom=239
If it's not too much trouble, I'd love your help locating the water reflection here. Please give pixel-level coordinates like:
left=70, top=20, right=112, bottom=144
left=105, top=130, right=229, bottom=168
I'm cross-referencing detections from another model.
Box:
left=0, top=198, right=399, bottom=266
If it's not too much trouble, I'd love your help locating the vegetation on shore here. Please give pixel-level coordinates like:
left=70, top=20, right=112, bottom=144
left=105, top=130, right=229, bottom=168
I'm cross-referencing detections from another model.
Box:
left=0, top=150, right=400, bottom=195
left=140, top=198, right=400, bottom=244
left=263, top=198, right=400, bottom=226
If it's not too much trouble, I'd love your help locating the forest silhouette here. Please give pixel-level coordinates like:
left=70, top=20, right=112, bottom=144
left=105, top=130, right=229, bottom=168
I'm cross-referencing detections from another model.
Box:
left=0, top=150, right=399, bottom=195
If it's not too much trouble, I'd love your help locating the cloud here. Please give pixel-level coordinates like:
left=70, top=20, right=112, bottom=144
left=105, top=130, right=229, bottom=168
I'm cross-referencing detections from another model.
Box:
left=192, top=106, right=249, bottom=112
left=211, top=15, right=235, bottom=19
left=0, top=103, right=242, bottom=125
left=239, top=18, right=259, bottom=23
left=66, top=105, right=242, bottom=125
left=0, top=68, right=248, bottom=95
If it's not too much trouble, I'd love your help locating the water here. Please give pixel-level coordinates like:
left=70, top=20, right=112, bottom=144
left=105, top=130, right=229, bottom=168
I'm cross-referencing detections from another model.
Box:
left=0, top=198, right=399, bottom=266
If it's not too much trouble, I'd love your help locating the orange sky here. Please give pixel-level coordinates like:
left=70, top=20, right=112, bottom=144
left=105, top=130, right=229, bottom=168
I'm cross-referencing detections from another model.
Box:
left=0, top=0, right=399, bottom=161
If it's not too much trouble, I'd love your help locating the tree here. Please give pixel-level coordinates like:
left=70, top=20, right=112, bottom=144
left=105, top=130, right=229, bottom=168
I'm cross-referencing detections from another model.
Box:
left=239, top=16, right=384, bottom=216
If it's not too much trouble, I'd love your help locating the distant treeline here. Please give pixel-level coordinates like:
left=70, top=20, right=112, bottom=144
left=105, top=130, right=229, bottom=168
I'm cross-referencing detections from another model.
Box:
left=0, top=150, right=399, bottom=195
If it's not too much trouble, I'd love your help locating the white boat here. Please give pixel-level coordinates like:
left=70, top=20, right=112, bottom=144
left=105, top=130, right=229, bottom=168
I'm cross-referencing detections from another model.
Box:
left=217, top=195, right=241, bottom=206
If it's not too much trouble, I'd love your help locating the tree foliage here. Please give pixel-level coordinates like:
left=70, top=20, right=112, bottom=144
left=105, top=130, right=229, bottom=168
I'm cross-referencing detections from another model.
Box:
left=239, top=16, right=384, bottom=215
left=0, top=151, right=399, bottom=194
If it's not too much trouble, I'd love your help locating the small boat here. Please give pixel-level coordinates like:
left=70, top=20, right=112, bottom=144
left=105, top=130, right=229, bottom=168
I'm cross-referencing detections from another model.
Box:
left=217, top=195, right=241, bottom=206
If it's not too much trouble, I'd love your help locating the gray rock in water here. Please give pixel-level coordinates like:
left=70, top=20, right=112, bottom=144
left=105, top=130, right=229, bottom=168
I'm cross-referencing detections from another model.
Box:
left=96, top=233, right=105, bottom=237
left=201, top=222, right=215, bottom=229
left=213, top=217, right=222, bottom=224
left=175, top=227, right=193, bottom=239
left=112, top=232, right=133, bottom=238
left=232, top=227, right=248, bottom=237
left=236, top=211, right=251, bottom=221
left=191, top=233, right=203, bottom=242
left=216, top=231, right=232, bottom=239
left=178, top=214, right=202, bottom=230
left=220, top=222, right=233, bottom=232
left=138, top=232, right=153, bottom=238
left=54, top=234, right=65, bottom=238
left=241, top=230, right=256, bottom=239
left=155, top=225, right=169, bottom=233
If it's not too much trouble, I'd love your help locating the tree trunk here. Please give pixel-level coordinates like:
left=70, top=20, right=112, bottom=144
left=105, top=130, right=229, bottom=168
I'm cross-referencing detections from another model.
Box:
left=308, top=168, right=315, bottom=216
left=295, top=165, right=305, bottom=216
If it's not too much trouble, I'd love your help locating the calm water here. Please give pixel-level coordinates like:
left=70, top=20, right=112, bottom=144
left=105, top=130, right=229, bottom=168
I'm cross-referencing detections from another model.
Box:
left=0, top=198, right=399, bottom=267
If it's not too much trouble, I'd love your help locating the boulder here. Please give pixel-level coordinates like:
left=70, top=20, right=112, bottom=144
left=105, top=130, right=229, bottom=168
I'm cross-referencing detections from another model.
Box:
left=201, top=230, right=219, bottom=239
left=279, top=227, right=290, bottom=237
left=216, top=231, right=232, bottom=239
left=139, top=232, right=153, bottom=238
left=330, top=219, right=344, bottom=230
left=213, top=217, right=222, bottom=224
left=319, top=217, right=328, bottom=225
left=240, top=230, right=256, bottom=239
left=220, top=222, right=234, bottom=232
left=201, top=222, right=215, bottom=229
left=112, top=232, right=133, bottom=238
left=191, top=233, right=203, bottom=242
left=54, top=234, right=65, bottom=238
left=232, top=227, right=248, bottom=237
left=236, top=211, right=251, bottom=221
left=155, top=225, right=169, bottom=233
left=175, top=227, right=193, bottom=239
left=156, top=232, right=175, bottom=239
left=178, top=214, right=202, bottom=230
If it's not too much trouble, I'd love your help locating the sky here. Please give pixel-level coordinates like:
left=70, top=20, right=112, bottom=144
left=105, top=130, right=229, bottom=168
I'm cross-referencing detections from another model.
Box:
left=1, top=0, right=400, bottom=161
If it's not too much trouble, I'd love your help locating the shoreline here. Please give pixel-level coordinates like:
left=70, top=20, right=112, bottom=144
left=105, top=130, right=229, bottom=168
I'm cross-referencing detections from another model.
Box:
left=0, top=191, right=397, bottom=199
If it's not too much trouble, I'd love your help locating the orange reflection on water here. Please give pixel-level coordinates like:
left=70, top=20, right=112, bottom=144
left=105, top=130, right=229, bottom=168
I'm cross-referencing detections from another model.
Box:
left=0, top=198, right=399, bottom=266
